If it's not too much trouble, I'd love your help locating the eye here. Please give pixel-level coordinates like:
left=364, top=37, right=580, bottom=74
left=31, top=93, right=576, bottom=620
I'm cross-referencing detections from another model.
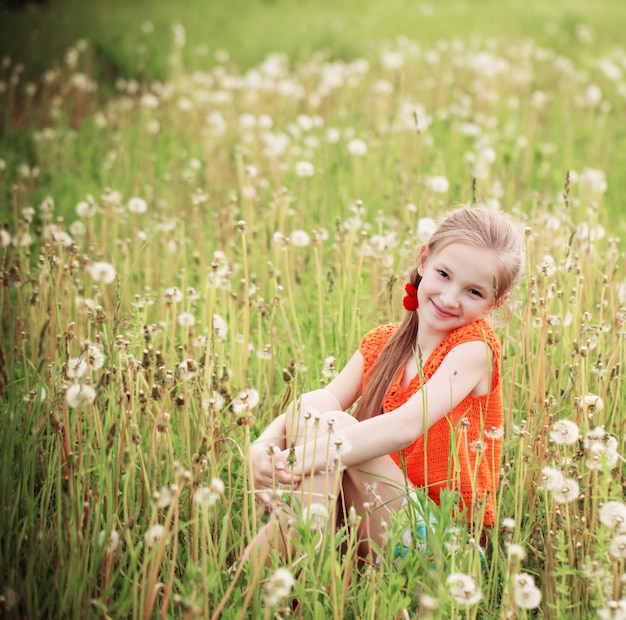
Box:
left=437, top=270, right=449, bottom=279
left=469, top=289, right=483, bottom=298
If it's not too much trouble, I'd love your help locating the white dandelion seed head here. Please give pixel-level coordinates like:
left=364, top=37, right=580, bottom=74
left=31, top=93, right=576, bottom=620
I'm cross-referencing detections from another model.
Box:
left=194, top=485, right=220, bottom=507
left=84, top=342, right=105, bottom=370
left=501, top=517, right=516, bottom=532
left=209, top=477, right=225, bottom=494
left=75, top=199, right=96, bottom=218
left=550, top=419, right=580, bottom=446
left=88, top=261, right=116, bottom=284
left=417, top=217, right=437, bottom=243
left=144, top=524, right=167, bottom=549
left=128, top=196, right=148, bottom=214
left=513, top=574, right=542, bottom=610
left=290, top=229, right=311, bottom=247
left=232, top=388, right=260, bottom=414
left=212, top=313, right=228, bottom=341
left=178, top=358, right=197, bottom=381
left=537, top=466, right=564, bottom=491
left=155, top=486, right=172, bottom=508
left=164, top=286, right=183, bottom=303
left=426, top=175, right=450, bottom=193
left=177, top=312, right=196, bottom=327
left=98, top=529, right=120, bottom=553
left=302, top=502, right=329, bottom=531
left=347, top=138, right=367, bottom=157
left=67, top=357, right=88, bottom=379
left=263, top=567, right=295, bottom=607
left=0, top=229, right=11, bottom=247
left=582, top=392, right=604, bottom=412
left=552, top=477, right=580, bottom=504
left=610, top=534, right=626, bottom=560
left=65, top=383, right=96, bottom=408
left=599, top=501, right=626, bottom=531
left=446, top=572, right=482, bottom=606
left=294, top=160, right=315, bottom=177
left=506, top=543, right=526, bottom=560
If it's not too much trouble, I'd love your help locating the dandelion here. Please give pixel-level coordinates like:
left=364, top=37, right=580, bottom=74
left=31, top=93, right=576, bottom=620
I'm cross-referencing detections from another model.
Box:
left=322, top=356, right=337, bottom=380
left=194, top=478, right=224, bottom=507
left=76, top=198, right=97, bottom=218
left=84, top=342, right=105, bottom=370
left=417, top=217, right=437, bottom=243
left=426, top=175, right=450, bottom=193
left=586, top=439, right=620, bottom=471
left=65, top=383, right=96, bottom=408
left=599, top=501, right=626, bottom=531
left=610, top=535, right=626, bottom=560
left=446, top=572, right=482, bottom=606
left=507, top=543, right=526, bottom=560
left=178, top=358, right=197, bottom=381
left=263, top=567, right=295, bottom=607
left=550, top=419, right=580, bottom=445
left=290, top=229, right=311, bottom=247
left=98, top=529, right=120, bottom=553
left=582, top=393, right=604, bottom=412
left=347, top=138, right=367, bottom=156
left=552, top=477, right=580, bottom=504
left=295, top=160, right=315, bottom=177
left=302, top=503, right=329, bottom=531
left=513, top=573, right=542, bottom=610
left=128, top=196, right=147, bottom=214
left=89, top=262, right=116, bottom=284
left=144, top=524, right=167, bottom=549
left=212, top=313, right=228, bottom=341
left=0, top=229, right=10, bottom=246
left=537, top=466, right=564, bottom=491
left=177, top=312, right=196, bottom=327
left=501, top=517, right=516, bottom=533
left=67, top=357, right=88, bottom=379
left=232, top=388, right=260, bottom=414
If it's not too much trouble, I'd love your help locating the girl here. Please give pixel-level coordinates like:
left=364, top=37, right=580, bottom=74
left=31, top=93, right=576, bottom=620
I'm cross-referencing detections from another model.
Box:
left=247, top=205, right=524, bottom=557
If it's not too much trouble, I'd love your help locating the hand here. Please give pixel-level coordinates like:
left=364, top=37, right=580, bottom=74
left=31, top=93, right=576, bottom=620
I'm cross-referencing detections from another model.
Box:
left=248, top=443, right=301, bottom=493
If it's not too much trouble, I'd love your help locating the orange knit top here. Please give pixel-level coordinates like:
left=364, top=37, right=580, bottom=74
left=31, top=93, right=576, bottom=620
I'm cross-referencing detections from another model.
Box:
left=358, top=319, right=503, bottom=526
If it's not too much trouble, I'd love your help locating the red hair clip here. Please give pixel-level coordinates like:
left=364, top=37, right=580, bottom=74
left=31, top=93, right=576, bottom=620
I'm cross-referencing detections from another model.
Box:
left=403, top=282, right=419, bottom=311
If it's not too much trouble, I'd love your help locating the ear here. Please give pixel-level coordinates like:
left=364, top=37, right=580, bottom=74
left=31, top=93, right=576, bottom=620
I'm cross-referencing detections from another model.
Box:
left=416, top=245, right=429, bottom=276
left=487, top=293, right=509, bottom=313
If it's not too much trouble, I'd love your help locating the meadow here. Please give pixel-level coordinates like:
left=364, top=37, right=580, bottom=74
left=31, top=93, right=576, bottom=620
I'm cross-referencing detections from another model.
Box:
left=1, top=0, right=626, bottom=618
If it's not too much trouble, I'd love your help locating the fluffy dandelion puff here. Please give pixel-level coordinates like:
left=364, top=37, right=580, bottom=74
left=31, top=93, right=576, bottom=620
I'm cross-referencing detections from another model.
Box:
left=302, top=502, right=329, bottom=531
left=194, top=481, right=222, bottom=507
left=550, top=419, right=580, bottom=445
left=76, top=199, right=97, bottom=218
left=0, top=229, right=11, bottom=246
left=507, top=543, right=526, bottom=561
left=426, top=175, right=450, bottom=193
left=178, top=358, right=197, bottom=381
left=295, top=160, right=315, bottom=177
left=446, top=572, right=482, bottom=606
left=417, top=217, right=437, bottom=243
left=84, top=342, right=105, bottom=370
left=263, top=567, right=295, bottom=607
left=290, top=229, right=311, bottom=247
left=610, top=534, right=626, bottom=560
left=513, top=573, right=542, bottom=610
left=582, top=393, right=604, bottom=412
left=599, top=501, right=626, bottom=531
left=347, top=138, right=367, bottom=156
left=212, top=313, right=228, bottom=341
left=65, top=383, right=96, bottom=408
left=88, top=262, right=116, bottom=284
left=164, top=286, right=183, bottom=303
left=98, top=529, right=120, bottom=553
left=177, top=312, right=196, bottom=327
left=128, top=196, right=147, bottom=214
left=67, top=357, right=88, bottom=379
left=537, top=466, right=564, bottom=491
left=144, top=524, right=167, bottom=549
left=552, top=477, right=580, bottom=504
left=232, top=388, right=260, bottom=414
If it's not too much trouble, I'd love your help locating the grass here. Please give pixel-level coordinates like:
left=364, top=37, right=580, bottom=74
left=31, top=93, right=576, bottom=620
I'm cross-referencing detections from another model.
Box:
left=1, top=0, right=626, bottom=618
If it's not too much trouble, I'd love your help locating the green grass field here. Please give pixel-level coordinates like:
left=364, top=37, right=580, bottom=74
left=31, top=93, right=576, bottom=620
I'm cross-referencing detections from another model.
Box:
left=1, top=0, right=626, bottom=618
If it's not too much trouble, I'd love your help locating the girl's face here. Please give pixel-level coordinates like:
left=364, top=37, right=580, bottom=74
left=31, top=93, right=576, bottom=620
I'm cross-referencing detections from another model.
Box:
left=417, top=242, right=500, bottom=334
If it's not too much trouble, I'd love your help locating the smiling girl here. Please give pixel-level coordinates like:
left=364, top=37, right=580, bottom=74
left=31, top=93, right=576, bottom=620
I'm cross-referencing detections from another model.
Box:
left=247, top=205, right=525, bottom=557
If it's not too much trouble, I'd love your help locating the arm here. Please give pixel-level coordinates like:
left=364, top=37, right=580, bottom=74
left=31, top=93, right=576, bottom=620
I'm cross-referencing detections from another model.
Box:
left=283, top=340, right=493, bottom=475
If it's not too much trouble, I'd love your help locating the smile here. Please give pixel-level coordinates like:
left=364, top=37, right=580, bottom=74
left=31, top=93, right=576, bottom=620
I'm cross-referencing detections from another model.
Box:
left=431, top=300, right=458, bottom=318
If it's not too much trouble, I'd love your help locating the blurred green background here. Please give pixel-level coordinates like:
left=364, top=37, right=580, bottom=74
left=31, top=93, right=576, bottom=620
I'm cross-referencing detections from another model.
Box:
left=1, top=0, right=624, bottom=82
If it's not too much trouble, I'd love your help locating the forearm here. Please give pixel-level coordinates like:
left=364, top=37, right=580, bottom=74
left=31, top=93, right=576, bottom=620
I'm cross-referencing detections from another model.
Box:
left=252, top=413, right=288, bottom=450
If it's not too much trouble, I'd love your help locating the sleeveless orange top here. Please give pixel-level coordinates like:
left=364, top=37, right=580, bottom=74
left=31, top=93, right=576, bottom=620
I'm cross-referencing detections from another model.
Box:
left=358, top=319, right=503, bottom=526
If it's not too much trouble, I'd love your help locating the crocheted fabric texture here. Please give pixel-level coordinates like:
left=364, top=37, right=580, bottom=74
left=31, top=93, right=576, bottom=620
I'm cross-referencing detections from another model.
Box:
left=358, top=319, right=503, bottom=526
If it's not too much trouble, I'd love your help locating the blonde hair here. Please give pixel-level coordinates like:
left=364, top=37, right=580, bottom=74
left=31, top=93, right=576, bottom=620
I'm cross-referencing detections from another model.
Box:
left=354, top=205, right=524, bottom=422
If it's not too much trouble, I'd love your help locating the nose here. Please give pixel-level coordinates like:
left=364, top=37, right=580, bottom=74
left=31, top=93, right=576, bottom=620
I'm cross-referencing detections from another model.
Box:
left=440, top=287, right=460, bottom=308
